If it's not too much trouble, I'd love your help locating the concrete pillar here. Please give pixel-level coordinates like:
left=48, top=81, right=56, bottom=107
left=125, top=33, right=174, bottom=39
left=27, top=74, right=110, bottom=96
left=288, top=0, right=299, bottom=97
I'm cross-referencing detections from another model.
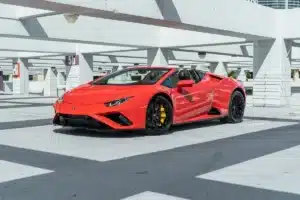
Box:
left=57, top=71, right=66, bottom=86
left=236, top=68, right=247, bottom=82
left=147, top=48, right=168, bottom=66
left=65, top=53, right=93, bottom=91
left=43, top=67, right=58, bottom=96
left=210, top=62, right=228, bottom=76
left=294, top=70, right=300, bottom=82
left=12, top=58, right=29, bottom=95
left=253, top=39, right=292, bottom=107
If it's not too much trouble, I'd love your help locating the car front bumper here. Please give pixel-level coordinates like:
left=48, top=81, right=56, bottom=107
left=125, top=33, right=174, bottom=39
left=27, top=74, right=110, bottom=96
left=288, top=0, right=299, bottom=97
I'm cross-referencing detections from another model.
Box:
left=53, top=100, right=147, bottom=130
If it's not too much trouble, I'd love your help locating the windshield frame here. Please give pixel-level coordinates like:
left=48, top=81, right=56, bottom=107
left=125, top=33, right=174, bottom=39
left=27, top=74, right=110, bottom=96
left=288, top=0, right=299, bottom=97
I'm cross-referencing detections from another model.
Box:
left=91, top=67, right=172, bottom=86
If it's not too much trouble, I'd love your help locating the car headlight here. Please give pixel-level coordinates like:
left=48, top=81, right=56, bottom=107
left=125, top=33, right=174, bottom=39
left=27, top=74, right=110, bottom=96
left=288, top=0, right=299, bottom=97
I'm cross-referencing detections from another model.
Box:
left=104, top=96, right=133, bottom=107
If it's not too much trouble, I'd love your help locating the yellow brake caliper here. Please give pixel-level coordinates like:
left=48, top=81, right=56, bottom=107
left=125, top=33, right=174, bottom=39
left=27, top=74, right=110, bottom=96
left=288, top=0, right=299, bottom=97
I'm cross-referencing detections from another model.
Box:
left=160, top=105, right=167, bottom=125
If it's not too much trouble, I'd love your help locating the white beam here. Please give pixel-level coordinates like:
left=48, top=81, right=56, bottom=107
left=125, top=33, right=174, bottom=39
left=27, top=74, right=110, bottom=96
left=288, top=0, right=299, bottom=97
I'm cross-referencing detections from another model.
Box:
left=16, top=6, right=55, bottom=19
left=180, top=44, right=253, bottom=57
left=0, top=51, right=19, bottom=58
left=0, top=0, right=276, bottom=39
left=0, top=37, right=136, bottom=54
left=99, top=50, right=147, bottom=58
left=172, top=51, right=252, bottom=62
left=31, top=63, right=64, bottom=67
left=98, top=50, right=253, bottom=63
left=28, top=59, right=64, bottom=65
left=0, top=14, right=160, bottom=47
left=159, top=28, right=247, bottom=48
left=18, top=52, right=62, bottom=58
left=0, top=4, right=17, bottom=19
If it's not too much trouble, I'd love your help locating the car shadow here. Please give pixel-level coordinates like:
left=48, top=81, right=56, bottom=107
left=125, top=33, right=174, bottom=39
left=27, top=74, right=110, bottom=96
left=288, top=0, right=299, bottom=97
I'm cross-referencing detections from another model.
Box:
left=53, top=119, right=225, bottom=138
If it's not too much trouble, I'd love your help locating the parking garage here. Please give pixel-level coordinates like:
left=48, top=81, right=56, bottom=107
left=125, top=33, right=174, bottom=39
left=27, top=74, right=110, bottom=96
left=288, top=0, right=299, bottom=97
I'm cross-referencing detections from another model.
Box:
left=1, top=0, right=300, bottom=199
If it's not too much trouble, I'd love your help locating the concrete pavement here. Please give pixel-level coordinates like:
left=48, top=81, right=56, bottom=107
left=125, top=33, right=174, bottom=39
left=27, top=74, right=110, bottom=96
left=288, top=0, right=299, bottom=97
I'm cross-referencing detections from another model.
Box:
left=0, top=95, right=299, bottom=200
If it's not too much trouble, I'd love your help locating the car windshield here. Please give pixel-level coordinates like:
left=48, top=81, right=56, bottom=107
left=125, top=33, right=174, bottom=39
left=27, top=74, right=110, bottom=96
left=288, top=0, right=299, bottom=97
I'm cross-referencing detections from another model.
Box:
left=91, top=68, right=170, bottom=85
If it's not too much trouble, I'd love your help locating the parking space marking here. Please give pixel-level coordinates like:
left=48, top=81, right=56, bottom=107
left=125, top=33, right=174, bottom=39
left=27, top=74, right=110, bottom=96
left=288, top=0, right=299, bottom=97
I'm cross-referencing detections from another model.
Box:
left=122, top=191, right=189, bottom=200
left=0, top=120, right=295, bottom=162
left=0, top=160, right=53, bottom=183
left=198, top=145, right=300, bottom=195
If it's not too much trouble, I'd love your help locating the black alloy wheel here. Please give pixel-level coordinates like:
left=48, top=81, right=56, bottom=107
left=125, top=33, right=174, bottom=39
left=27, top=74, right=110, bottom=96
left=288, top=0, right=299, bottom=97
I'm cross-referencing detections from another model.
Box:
left=145, top=95, right=173, bottom=135
left=220, top=90, right=245, bottom=123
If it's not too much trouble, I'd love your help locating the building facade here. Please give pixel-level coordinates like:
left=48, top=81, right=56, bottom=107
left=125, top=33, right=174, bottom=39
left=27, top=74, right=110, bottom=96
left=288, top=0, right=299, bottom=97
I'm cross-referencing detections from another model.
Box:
left=258, top=0, right=300, bottom=9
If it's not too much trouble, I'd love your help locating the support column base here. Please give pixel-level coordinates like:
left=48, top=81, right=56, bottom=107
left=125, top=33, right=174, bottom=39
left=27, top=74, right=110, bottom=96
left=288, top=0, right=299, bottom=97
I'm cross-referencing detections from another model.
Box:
left=252, top=74, right=291, bottom=107
left=12, top=79, right=21, bottom=94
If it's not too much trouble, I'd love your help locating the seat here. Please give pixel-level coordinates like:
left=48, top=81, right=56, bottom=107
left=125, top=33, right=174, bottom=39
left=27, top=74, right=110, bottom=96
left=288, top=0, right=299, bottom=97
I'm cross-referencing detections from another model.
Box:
left=178, top=70, right=191, bottom=80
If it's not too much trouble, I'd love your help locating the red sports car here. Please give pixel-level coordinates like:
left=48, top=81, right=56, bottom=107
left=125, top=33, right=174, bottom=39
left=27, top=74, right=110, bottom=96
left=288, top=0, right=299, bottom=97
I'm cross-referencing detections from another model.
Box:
left=53, top=66, right=246, bottom=134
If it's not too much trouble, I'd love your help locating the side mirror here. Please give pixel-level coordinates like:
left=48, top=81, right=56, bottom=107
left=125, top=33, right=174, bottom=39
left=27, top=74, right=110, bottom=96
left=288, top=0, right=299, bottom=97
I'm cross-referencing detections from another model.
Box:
left=177, top=80, right=194, bottom=88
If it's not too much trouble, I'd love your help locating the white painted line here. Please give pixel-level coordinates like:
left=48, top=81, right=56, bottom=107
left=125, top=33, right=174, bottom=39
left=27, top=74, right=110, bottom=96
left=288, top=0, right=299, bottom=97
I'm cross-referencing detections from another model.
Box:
left=0, top=107, right=53, bottom=122
left=249, top=122, right=266, bottom=126
left=197, top=145, right=300, bottom=195
left=0, top=102, right=30, bottom=107
left=121, top=191, right=189, bottom=200
left=0, top=160, right=53, bottom=183
left=0, top=120, right=295, bottom=162
left=3, top=98, right=57, bottom=104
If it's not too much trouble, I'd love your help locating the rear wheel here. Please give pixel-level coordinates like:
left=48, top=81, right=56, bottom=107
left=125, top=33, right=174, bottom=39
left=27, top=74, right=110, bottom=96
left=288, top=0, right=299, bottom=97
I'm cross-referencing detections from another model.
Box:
left=220, top=90, right=245, bottom=123
left=145, top=96, right=173, bottom=135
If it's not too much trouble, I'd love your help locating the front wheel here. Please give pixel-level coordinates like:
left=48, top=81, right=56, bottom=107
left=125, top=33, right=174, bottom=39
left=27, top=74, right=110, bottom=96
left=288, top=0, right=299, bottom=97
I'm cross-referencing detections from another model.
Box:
left=145, top=95, right=173, bottom=135
left=220, top=90, right=245, bottom=123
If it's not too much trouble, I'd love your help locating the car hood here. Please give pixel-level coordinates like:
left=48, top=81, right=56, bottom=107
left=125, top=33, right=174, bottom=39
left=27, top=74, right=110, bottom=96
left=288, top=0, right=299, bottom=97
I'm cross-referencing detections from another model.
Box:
left=63, top=84, right=152, bottom=104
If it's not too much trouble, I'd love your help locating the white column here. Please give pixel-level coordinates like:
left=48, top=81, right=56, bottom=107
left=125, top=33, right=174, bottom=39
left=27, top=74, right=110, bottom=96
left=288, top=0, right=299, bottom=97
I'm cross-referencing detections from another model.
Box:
left=65, top=53, right=93, bottom=91
left=253, top=39, right=292, bottom=107
left=147, top=48, right=168, bottom=66
left=12, top=58, right=29, bottom=95
left=43, top=67, right=58, bottom=96
left=57, top=71, right=66, bottom=86
left=210, top=62, right=228, bottom=76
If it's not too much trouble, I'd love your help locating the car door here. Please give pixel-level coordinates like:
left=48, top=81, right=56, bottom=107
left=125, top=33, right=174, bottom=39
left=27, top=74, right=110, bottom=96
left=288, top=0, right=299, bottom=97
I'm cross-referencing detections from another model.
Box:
left=190, top=69, right=214, bottom=114
left=164, top=70, right=207, bottom=123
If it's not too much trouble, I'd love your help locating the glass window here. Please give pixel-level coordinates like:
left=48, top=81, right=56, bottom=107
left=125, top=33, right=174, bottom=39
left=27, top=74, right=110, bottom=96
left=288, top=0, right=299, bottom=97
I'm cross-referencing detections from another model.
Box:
left=196, top=70, right=206, bottom=81
left=190, top=70, right=201, bottom=83
left=92, top=68, right=170, bottom=85
left=161, top=71, right=180, bottom=88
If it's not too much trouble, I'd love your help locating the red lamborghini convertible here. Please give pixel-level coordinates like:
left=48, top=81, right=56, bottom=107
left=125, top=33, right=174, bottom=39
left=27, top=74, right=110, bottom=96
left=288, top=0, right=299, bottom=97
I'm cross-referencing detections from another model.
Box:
left=53, top=66, right=246, bottom=134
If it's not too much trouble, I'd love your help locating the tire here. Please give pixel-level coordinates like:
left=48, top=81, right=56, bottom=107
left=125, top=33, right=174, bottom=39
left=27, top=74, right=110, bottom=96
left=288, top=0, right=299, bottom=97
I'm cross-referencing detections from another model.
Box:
left=145, top=95, right=173, bottom=135
left=220, top=90, right=245, bottom=123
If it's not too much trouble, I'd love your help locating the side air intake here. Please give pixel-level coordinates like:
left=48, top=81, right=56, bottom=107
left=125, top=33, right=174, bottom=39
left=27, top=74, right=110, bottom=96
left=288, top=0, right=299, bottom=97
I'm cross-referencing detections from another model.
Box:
left=105, top=113, right=132, bottom=126
left=208, top=107, right=221, bottom=115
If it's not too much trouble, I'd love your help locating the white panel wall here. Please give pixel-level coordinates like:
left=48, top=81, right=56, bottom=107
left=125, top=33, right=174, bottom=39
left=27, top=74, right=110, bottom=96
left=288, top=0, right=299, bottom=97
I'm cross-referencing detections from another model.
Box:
left=278, top=9, right=300, bottom=39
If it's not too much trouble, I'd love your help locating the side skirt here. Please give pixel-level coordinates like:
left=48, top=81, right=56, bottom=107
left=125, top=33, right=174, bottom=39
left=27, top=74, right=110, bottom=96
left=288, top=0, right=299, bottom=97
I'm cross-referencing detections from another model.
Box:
left=173, top=107, right=227, bottom=126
